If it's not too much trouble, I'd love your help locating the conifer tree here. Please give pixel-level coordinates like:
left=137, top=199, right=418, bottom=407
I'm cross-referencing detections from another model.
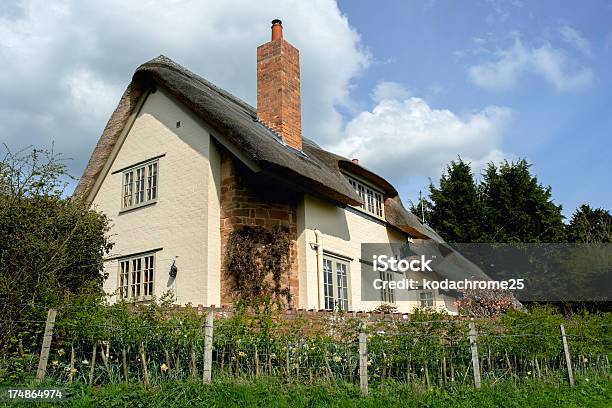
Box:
left=479, top=160, right=565, bottom=243
left=423, top=158, right=483, bottom=243
left=566, top=204, right=612, bottom=243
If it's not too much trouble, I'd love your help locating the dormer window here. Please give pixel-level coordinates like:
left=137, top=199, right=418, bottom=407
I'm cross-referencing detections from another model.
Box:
left=347, top=176, right=384, bottom=218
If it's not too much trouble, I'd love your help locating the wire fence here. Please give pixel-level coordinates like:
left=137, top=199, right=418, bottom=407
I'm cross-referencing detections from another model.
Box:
left=2, top=303, right=611, bottom=394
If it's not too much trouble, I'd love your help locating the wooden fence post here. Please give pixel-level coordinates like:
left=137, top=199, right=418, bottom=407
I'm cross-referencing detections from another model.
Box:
left=359, top=321, right=368, bottom=396
left=140, top=342, right=150, bottom=388
left=560, top=324, right=574, bottom=386
left=36, top=309, right=57, bottom=382
left=88, top=342, right=97, bottom=386
left=140, top=341, right=149, bottom=388
left=68, top=344, right=75, bottom=383
left=122, top=348, right=129, bottom=382
left=202, top=311, right=214, bottom=384
left=469, top=322, right=481, bottom=389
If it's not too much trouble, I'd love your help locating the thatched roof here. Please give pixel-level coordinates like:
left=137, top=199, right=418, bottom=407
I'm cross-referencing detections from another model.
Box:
left=74, top=55, right=434, bottom=240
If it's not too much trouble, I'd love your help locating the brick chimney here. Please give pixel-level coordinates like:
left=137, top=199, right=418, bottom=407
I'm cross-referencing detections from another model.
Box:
left=257, top=19, right=302, bottom=150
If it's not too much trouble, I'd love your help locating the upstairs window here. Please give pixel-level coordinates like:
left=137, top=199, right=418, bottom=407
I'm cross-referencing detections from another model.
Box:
left=118, top=253, right=155, bottom=300
left=347, top=176, right=384, bottom=218
left=122, top=160, right=158, bottom=209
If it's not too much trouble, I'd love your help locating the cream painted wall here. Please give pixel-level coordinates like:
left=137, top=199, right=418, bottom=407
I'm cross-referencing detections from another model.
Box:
left=91, top=88, right=221, bottom=306
left=298, top=195, right=456, bottom=314
left=88, top=88, right=453, bottom=313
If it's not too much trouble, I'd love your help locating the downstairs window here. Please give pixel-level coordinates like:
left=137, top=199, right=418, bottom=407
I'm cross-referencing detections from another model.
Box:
left=118, top=253, right=156, bottom=300
left=322, top=255, right=351, bottom=311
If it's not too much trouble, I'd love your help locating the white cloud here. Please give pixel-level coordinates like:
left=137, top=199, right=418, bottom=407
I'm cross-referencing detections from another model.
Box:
left=0, top=0, right=368, bottom=178
left=468, top=39, right=593, bottom=91
left=371, top=81, right=410, bottom=103
left=63, top=69, right=122, bottom=121
left=559, top=25, right=591, bottom=57
left=327, top=84, right=512, bottom=185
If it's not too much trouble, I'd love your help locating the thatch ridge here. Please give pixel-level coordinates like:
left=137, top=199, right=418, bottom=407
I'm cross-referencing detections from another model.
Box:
left=74, top=55, right=434, bottom=240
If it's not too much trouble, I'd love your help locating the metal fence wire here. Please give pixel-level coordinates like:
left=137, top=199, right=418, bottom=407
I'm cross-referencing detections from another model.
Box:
left=2, top=306, right=611, bottom=394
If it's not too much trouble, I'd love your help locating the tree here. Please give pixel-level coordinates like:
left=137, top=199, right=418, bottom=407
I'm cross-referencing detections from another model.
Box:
left=419, top=158, right=484, bottom=243
left=423, top=158, right=565, bottom=243
left=479, top=160, right=565, bottom=243
left=566, top=204, right=612, bottom=243
left=0, top=146, right=113, bottom=350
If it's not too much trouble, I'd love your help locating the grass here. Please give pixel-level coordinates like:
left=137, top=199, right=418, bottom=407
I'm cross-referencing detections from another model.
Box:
left=3, top=374, right=610, bottom=408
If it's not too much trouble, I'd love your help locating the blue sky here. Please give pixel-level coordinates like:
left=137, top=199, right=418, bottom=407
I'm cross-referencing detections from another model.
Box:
left=1, top=0, right=609, bottom=218
left=337, top=0, right=612, bottom=216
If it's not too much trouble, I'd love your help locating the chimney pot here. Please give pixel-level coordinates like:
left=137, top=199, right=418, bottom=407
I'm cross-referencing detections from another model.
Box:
left=271, top=19, right=283, bottom=41
left=352, top=159, right=359, bottom=164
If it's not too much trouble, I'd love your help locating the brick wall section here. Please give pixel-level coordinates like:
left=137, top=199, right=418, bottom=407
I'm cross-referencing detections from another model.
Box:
left=219, top=150, right=300, bottom=307
left=256, top=38, right=302, bottom=150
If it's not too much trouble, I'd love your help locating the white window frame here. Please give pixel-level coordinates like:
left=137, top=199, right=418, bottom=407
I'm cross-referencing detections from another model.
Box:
left=118, top=253, right=156, bottom=300
left=379, top=270, right=395, bottom=304
left=346, top=175, right=384, bottom=219
left=419, top=290, right=435, bottom=308
left=121, top=159, right=159, bottom=210
left=322, top=254, right=351, bottom=311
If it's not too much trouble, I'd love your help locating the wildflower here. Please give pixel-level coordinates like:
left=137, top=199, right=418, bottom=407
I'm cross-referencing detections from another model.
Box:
left=57, top=349, right=65, bottom=356
left=70, top=368, right=78, bottom=375
left=527, top=371, right=532, bottom=375
left=238, top=351, right=247, bottom=358
left=161, top=363, right=169, bottom=372
left=52, top=360, right=59, bottom=367
left=377, top=330, right=385, bottom=335
left=585, top=378, right=589, bottom=382
left=583, top=358, right=588, bottom=363
left=332, top=356, right=342, bottom=363
left=420, top=367, right=424, bottom=372
left=82, top=359, right=89, bottom=365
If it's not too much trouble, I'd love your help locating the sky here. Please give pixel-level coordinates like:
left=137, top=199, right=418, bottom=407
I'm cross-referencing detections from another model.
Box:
left=1, top=0, right=610, bottom=218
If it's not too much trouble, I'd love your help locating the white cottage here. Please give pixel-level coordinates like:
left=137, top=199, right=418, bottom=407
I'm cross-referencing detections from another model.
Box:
left=75, top=20, right=469, bottom=313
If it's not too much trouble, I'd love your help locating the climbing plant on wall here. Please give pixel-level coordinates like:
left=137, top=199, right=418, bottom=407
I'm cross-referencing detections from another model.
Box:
left=225, top=225, right=292, bottom=306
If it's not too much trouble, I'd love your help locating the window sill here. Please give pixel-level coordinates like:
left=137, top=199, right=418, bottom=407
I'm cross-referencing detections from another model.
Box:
left=345, top=206, right=386, bottom=225
left=119, top=199, right=158, bottom=215
left=120, top=295, right=155, bottom=303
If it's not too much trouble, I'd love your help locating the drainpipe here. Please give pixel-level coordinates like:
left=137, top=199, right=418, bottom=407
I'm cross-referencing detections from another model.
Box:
left=314, top=229, right=323, bottom=309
